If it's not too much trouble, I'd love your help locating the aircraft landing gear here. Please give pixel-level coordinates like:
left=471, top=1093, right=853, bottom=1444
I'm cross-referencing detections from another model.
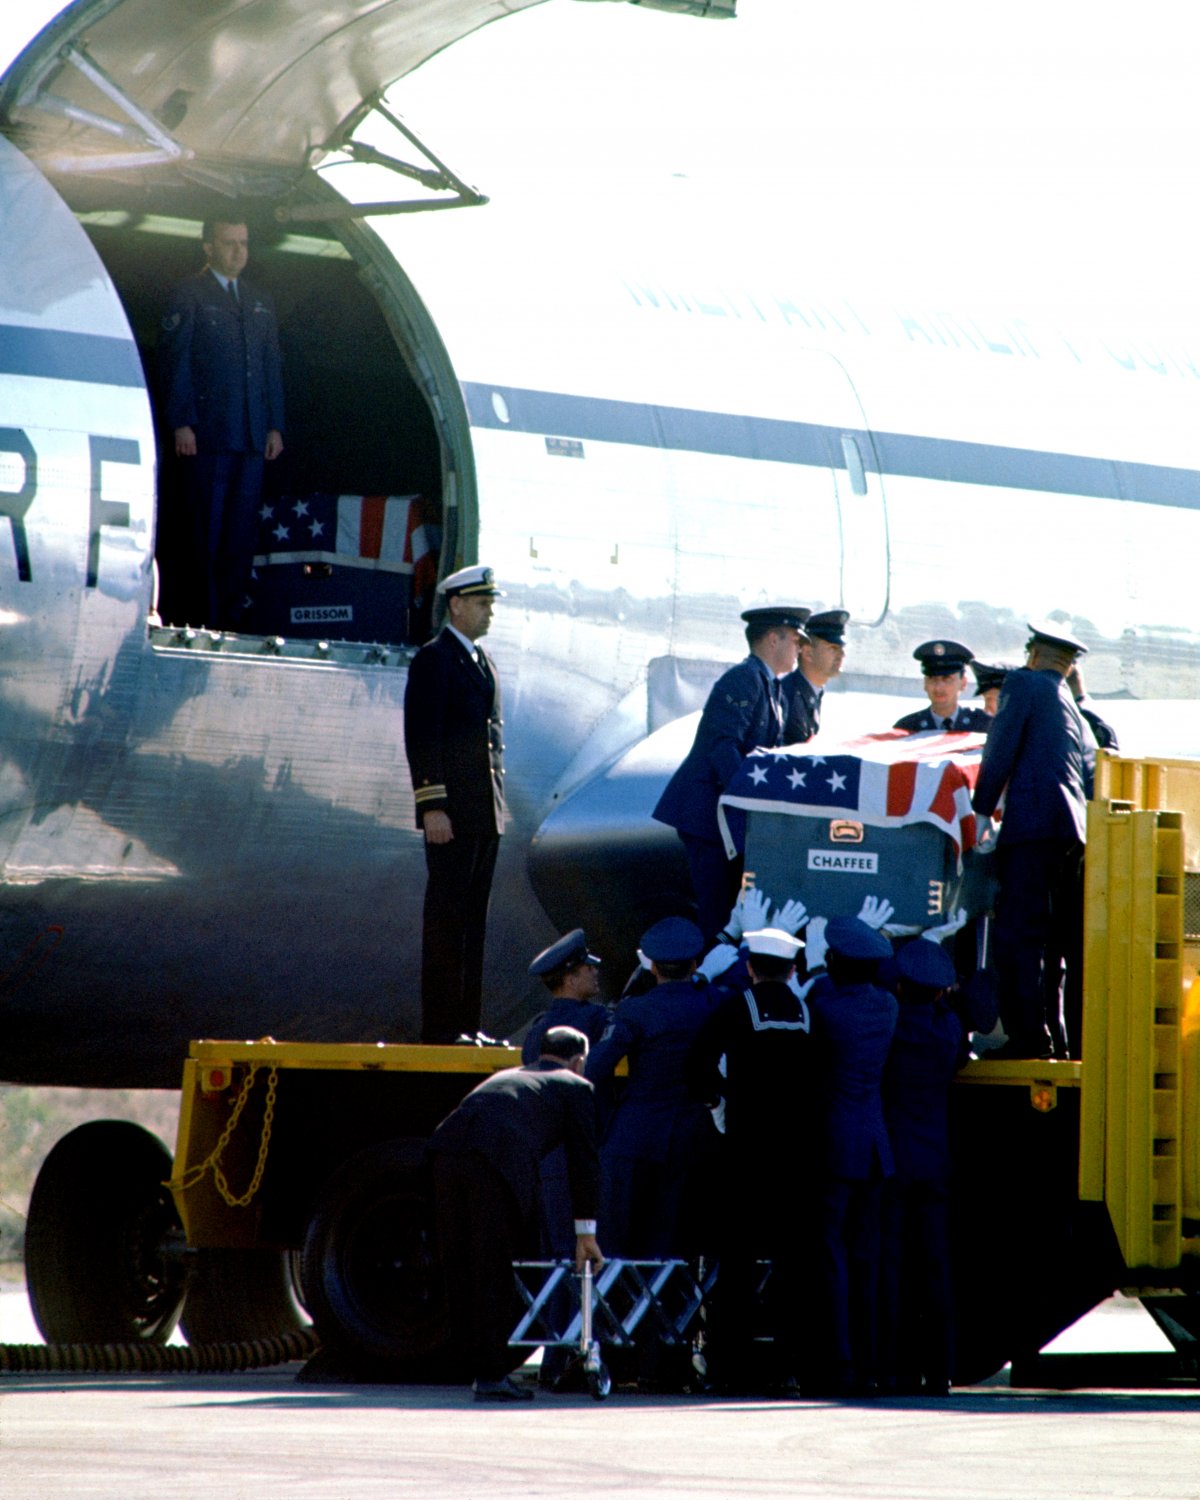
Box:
left=24, top=1120, right=187, bottom=1344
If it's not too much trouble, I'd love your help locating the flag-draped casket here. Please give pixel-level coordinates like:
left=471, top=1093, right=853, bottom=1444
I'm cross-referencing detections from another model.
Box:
left=245, top=493, right=441, bottom=641
left=718, top=730, right=993, bottom=929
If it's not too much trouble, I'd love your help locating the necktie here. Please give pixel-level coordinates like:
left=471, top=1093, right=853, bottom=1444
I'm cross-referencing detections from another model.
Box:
left=227, top=280, right=241, bottom=313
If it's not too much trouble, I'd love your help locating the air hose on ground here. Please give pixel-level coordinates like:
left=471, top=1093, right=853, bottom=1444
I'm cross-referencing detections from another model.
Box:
left=0, top=1327, right=319, bottom=1374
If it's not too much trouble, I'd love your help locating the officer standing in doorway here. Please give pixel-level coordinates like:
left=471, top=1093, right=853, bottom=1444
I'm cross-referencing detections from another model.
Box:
left=159, top=217, right=285, bottom=627
left=652, top=605, right=809, bottom=942
left=893, top=640, right=993, bottom=733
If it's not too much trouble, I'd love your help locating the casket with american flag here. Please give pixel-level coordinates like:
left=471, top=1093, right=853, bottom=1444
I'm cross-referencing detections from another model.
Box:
left=244, top=492, right=441, bottom=641
left=718, top=730, right=992, bottom=929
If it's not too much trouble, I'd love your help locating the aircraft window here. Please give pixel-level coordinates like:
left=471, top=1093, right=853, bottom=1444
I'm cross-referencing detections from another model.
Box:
left=491, top=391, right=511, bottom=425
left=841, top=433, right=868, bottom=497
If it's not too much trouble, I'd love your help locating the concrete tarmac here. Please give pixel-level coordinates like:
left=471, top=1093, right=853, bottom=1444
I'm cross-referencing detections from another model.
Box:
left=3, top=1285, right=1200, bottom=1500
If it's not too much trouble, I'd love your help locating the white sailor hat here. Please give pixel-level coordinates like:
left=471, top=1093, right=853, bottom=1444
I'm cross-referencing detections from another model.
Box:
left=1026, top=619, right=1087, bottom=655
left=438, top=564, right=505, bottom=598
left=744, top=927, right=803, bottom=960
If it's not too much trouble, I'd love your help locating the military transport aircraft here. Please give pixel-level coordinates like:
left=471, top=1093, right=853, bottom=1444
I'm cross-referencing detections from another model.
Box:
left=1, top=0, right=1198, bottom=1361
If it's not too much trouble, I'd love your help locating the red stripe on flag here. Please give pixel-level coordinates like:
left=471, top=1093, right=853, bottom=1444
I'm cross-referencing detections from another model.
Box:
left=928, top=767, right=959, bottom=827
left=359, top=495, right=386, bottom=559
left=887, top=761, right=917, bottom=816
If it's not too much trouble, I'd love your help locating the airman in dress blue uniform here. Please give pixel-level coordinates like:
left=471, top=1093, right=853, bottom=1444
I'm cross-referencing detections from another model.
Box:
left=971, top=660, right=1012, bottom=718
left=585, top=917, right=720, bottom=1257
left=879, top=939, right=964, bottom=1397
left=653, top=605, right=809, bottom=942
left=893, top=640, right=993, bottom=733
left=972, top=619, right=1096, bottom=1058
left=159, top=218, right=285, bottom=627
left=782, top=608, right=849, bottom=743
left=805, top=916, right=898, bottom=1395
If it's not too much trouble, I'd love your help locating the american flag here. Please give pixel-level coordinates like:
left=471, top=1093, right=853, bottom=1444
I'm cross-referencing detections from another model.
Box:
left=717, top=730, right=985, bottom=865
left=253, top=493, right=442, bottom=604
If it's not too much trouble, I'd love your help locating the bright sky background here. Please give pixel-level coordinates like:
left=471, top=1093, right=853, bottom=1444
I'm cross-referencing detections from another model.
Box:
left=2, top=1, right=1197, bottom=325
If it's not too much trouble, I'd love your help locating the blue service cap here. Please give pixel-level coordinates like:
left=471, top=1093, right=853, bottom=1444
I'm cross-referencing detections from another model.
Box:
left=1026, top=618, right=1087, bottom=656
left=740, top=604, right=811, bottom=632
left=914, top=639, right=973, bottom=677
left=825, top=915, right=891, bottom=961
left=639, top=916, right=705, bottom=964
left=528, top=928, right=601, bottom=978
left=971, top=661, right=1012, bottom=696
left=804, top=609, right=849, bottom=646
left=438, top=564, right=505, bottom=598
left=897, top=939, right=957, bottom=990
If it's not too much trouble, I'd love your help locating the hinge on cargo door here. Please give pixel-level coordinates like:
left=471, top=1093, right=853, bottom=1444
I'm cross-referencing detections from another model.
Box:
left=276, top=101, right=488, bottom=225
left=15, top=42, right=193, bottom=176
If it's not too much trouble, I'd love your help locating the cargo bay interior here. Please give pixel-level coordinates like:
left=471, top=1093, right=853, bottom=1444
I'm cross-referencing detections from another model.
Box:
left=80, top=209, right=449, bottom=647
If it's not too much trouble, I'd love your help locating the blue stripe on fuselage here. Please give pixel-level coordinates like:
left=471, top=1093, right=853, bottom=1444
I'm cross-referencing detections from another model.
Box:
left=463, top=382, right=1200, bottom=510
left=0, top=325, right=145, bottom=388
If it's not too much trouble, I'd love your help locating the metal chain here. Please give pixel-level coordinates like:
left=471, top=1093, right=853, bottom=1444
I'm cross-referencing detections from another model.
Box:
left=167, top=1064, right=278, bottom=1209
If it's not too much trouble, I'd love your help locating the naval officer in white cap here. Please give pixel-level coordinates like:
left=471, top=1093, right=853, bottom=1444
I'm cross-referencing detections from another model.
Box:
left=403, top=564, right=506, bottom=1044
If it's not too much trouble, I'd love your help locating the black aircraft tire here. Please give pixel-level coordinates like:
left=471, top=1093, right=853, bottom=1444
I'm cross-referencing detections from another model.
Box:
left=301, top=1138, right=451, bottom=1365
left=180, top=1248, right=310, bottom=1345
left=25, top=1120, right=187, bottom=1345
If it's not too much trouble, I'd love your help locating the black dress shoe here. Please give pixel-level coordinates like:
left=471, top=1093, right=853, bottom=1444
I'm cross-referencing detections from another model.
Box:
left=473, top=1376, right=535, bottom=1402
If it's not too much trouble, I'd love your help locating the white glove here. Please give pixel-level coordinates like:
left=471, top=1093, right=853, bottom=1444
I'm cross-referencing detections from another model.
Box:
left=857, top=894, right=895, bottom=931
left=804, top=915, right=829, bottom=971
left=709, top=1098, right=727, bottom=1134
left=771, top=897, right=809, bottom=935
left=975, top=817, right=999, bottom=853
left=722, top=885, right=771, bottom=943
left=922, top=908, right=968, bottom=945
left=697, top=943, right=740, bottom=982
left=636, top=947, right=652, bottom=972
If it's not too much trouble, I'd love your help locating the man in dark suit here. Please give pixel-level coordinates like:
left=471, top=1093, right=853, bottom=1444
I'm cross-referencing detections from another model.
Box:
left=404, top=564, right=505, bottom=1044
left=429, top=1025, right=603, bottom=1401
left=972, top=619, right=1095, bottom=1058
left=893, top=640, right=993, bottom=733
left=652, top=604, right=809, bottom=941
left=782, top=608, right=848, bottom=743
left=159, top=218, right=285, bottom=627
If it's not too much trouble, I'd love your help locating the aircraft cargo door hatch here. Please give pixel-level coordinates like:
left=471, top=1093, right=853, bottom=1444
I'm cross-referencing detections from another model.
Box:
left=798, top=349, right=889, bottom=627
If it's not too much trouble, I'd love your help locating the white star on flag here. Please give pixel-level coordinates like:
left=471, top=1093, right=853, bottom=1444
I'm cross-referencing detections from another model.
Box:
left=809, top=756, right=826, bottom=766
left=294, top=499, right=309, bottom=517
left=749, top=764, right=769, bottom=785
left=259, top=503, right=274, bottom=520
left=828, top=771, right=847, bottom=791
left=310, top=520, right=325, bottom=538
left=273, top=523, right=290, bottom=542
left=788, top=769, right=807, bottom=788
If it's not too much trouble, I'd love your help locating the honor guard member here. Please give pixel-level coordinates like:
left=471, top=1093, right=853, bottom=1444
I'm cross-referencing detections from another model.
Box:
left=586, top=917, right=720, bottom=1257
left=688, top=926, right=815, bottom=1392
left=652, top=605, right=809, bottom=943
left=806, top=916, right=898, bottom=1396
left=972, top=619, right=1096, bottom=1058
left=429, top=1025, right=603, bottom=1402
left=893, top=641, right=993, bottom=733
left=971, top=661, right=1012, bottom=718
left=159, top=218, right=285, bottom=628
left=879, top=939, right=963, bottom=1397
left=783, top=608, right=849, bottom=743
left=522, top=930, right=608, bottom=1063
left=403, top=565, right=505, bottom=1045
left=1066, top=661, right=1119, bottom=751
